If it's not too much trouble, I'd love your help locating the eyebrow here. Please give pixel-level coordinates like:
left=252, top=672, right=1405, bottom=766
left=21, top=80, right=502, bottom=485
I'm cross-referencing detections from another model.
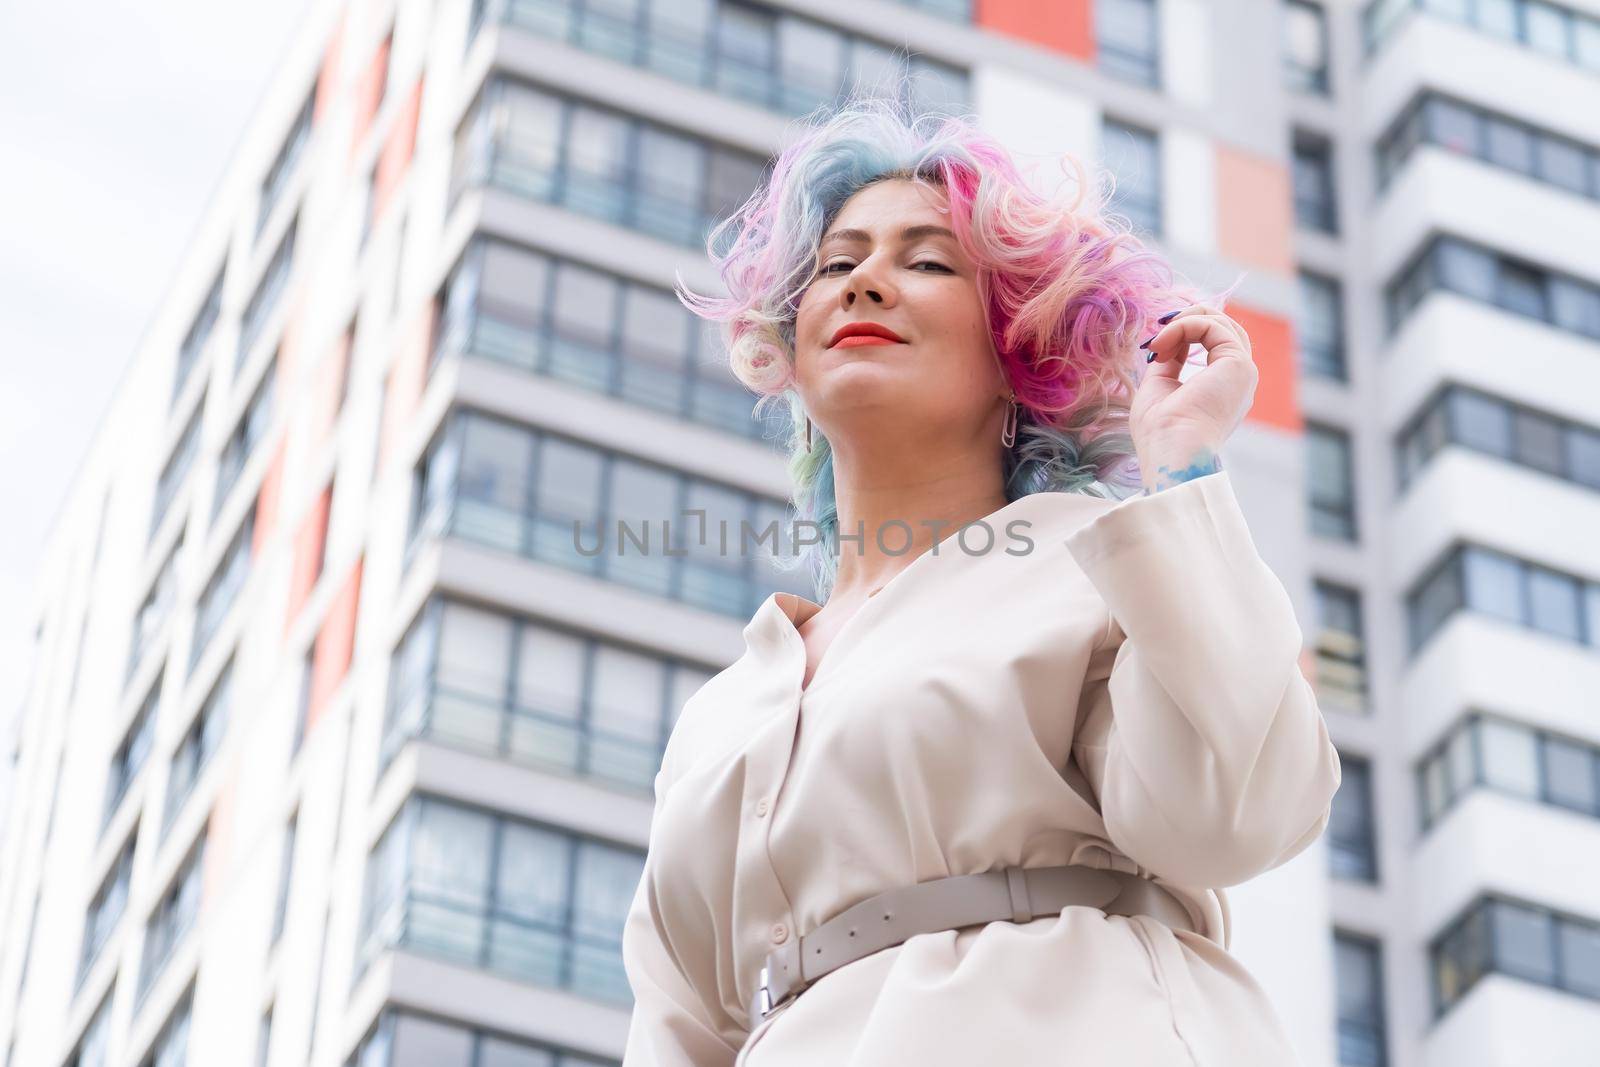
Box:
left=818, top=224, right=957, bottom=250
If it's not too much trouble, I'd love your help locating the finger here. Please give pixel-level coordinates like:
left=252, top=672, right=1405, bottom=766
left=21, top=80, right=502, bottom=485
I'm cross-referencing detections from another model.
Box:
left=1143, top=311, right=1251, bottom=370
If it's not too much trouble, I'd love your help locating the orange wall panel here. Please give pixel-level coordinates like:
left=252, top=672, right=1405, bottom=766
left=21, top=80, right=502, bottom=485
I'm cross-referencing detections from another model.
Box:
left=313, top=10, right=346, bottom=126
left=315, top=327, right=353, bottom=444
left=1215, top=145, right=1295, bottom=277
left=372, top=77, right=424, bottom=224
left=284, top=485, right=333, bottom=632
left=349, top=32, right=392, bottom=162
left=253, top=437, right=289, bottom=558
left=201, top=752, right=239, bottom=918
left=377, top=302, right=438, bottom=473
left=1227, top=303, right=1301, bottom=434
left=976, top=0, right=1092, bottom=60
left=306, top=556, right=363, bottom=737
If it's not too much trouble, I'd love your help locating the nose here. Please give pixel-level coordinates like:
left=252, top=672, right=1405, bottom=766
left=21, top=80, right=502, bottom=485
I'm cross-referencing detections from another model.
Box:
left=839, top=252, right=896, bottom=310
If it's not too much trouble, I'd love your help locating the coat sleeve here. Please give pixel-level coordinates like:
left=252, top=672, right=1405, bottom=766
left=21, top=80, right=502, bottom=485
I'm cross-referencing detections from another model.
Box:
left=1062, top=469, right=1343, bottom=889
left=620, top=768, right=744, bottom=1067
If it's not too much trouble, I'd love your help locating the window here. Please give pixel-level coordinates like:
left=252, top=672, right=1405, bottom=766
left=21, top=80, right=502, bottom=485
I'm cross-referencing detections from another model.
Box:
left=139, top=987, right=193, bottom=1067
left=78, top=829, right=137, bottom=987
left=1293, top=131, right=1338, bottom=234
left=105, top=681, right=161, bottom=828
left=238, top=218, right=298, bottom=366
left=411, top=411, right=807, bottom=619
left=381, top=597, right=715, bottom=788
left=1329, top=754, right=1378, bottom=881
left=1406, top=543, right=1600, bottom=654
left=173, top=270, right=223, bottom=407
left=1385, top=233, right=1600, bottom=341
left=1421, top=713, right=1600, bottom=829
left=1432, top=896, right=1600, bottom=1017
left=1333, top=931, right=1388, bottom=1066
left=1284, top=0, right=1330, bottom=93
left=293, top=649, right=313, bottom=758
left=161, top=659, right=233, bottom=838
left=214, top=360, right=277, bottom=517
left=1365, top=0, right=1600, bottom=74
left=129, top=538, right=184, bottom=681
left=1097, top=0, right=1161, bottom=86
left=151, top=404, right=203, bottom=541
left=256, top=1007, right=274, bottom=1067
left=1312, top=581, right=1366, bottom=711
left=435, top=237, right=767, bottom=441
left=66, top=991, right=113, bottom=1067
left=192, top=509, right=256, bottom=668
left=138, top=834, right=207, bottom=1001
left=346, top=1007, right=620, bottom=1067
left=356, top=795, right=645, bottom=1004
left=1297, top=271, right=1345, bottom=380
left=1307, top=424, right=1357, bottom=541
left=1397, top=383, right=1600, bottom=493
left=1101, top=118, right=1162, bottom=238
left=451, top=78, right=771, bottom=249
left=258, top=91, right=314, bottom=236
left=476, top=0, right=968, bottom=116
left=272, top=813, right=297, bottom=947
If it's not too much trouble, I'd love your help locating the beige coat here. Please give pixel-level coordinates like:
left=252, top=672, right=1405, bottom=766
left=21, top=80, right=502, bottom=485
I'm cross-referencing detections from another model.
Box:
left=620, top=470, right=1343, bottom=1066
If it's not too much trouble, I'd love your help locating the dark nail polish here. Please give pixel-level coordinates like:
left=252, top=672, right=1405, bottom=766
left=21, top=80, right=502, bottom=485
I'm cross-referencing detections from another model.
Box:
left=1138, top=334, right=1156, bottom=349
left=1146, top=351, right=1157, bottom=363
left=1157, top=309, right=1184, bottom=325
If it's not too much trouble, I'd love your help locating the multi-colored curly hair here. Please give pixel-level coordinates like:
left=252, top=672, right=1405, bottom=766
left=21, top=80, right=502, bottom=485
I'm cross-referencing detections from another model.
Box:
left=678, top=83, right=1244, bottom=602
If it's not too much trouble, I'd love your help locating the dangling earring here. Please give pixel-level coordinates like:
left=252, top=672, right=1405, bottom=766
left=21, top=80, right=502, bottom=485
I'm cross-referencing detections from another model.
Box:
left=1000, top=391, right=1019, bottom=448
left=804, top=415, right=813, bottom=451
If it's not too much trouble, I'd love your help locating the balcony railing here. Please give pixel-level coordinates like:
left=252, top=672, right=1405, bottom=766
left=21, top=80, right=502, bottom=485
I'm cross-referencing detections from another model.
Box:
left=358, top=884, right=632, bottom=1006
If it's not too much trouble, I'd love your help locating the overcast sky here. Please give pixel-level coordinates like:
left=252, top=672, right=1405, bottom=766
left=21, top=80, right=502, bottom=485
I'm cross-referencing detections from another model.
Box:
left=0, top=1, right=314, bottom=775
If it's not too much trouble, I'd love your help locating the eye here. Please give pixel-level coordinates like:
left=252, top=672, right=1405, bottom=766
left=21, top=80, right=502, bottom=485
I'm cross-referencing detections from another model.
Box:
left=911, top=260, right=952, bottom=272
left=819, top=261, right=854, bottom=276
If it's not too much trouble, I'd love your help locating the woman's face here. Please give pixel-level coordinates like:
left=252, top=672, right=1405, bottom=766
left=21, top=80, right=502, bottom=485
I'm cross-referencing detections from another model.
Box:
left=793, top=178, right=1006, bottom=454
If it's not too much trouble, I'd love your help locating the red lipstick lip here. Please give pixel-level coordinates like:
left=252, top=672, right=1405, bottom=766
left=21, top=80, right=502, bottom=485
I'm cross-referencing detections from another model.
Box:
left=828, top=322, right=906, bottom=347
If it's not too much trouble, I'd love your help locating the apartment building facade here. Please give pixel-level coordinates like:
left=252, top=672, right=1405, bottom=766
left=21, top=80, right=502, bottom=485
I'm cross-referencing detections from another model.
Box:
left=6, top=0, right=1594, bottom=1065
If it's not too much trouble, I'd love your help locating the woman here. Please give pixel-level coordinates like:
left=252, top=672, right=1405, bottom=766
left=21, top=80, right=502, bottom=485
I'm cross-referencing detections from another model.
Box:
left=618, top=92, right=1342, bottom=1066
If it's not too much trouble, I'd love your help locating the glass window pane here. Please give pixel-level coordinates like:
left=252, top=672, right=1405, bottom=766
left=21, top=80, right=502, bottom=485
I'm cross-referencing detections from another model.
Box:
left=636, top=128, right=705, bottom=244
left=1448, top=722, right=1477, bottom=794
left=535, top=438, right=604, bottom=523
left=1450, top=391, right=1512, bottom=455
left=480, top=1037, right=557, bottom=1067
left=1525, top=2, right=1572, bottom=57
left=549, top=264, right=619, bottom=389
left=1479, top=719, right=1540, bottom=796
left=1462, top=547, right=1523, bottom=622
left=1425, top=97, right=1479, bottom=154
left=619, top=285, right=690, bottom=413
left=777, top=18, right=844, bottom=114
left=706, top=152, right=765, bottom=229
left=1498, top=260, right=1546, bottom=319
left=1534, top=134, right=1591, bottom=194
left=414, top=801, right=493, bottom=907
left=480, top=243, right=550, bottom=323
left=1572, top=428, right=1600, bottom=490
left=645, top=0, right=710, bottom=83
left=1527, top=566, right=1582, bottom=641
left=1549, top=278, right=1600, bottom=338
left=1484, top=118, right=1535, bottom=173
left=498, top=85, right=562, bottom=197
left=1559, top=921, right=1600, bottom=997
left=496, top=822, right=570, bottom=924
left=563, top=107, right=630, bottom=221
left=1477, top=0, right=1517, bottom=36
left=509, top=624, right=585, bottom=771
left=1491, top=902, right=1555, bottom=983
left=1436, top=240, right=1497, bottom=301
left=1578, top=18, right=1600, bottom=71
left=438, top=602, right=512, bottom=701
left=1512, top=409, right=1565, bottom=475
left=590, top=646, right=665, bottom=785
left=714, top=4, right=775, bottom=105
left=1587, top=584, right=1600, bottom=647
left=1542, top=736, right=1598, bottom=813
left=391, top=1014, right=474, bottom=1067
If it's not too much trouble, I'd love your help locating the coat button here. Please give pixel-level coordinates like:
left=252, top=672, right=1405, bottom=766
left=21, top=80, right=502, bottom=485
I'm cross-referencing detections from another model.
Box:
left=756, top=798, right=769, bottom=817
left=771, top=923, right=788, bottom=943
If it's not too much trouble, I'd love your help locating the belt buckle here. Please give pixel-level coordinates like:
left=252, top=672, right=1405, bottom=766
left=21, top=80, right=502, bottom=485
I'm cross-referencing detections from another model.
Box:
left=752, top=956, right=800, bottom=1031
